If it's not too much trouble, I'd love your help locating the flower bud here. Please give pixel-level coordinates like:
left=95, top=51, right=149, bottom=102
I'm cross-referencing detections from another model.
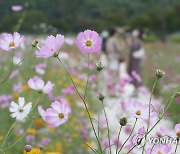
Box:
left=39, top=145, right=44, bottom=151
left=156, top=69, right=165, bottom=79
left=33, top=116, right=36, bottom=120
left=53, top=52, right=59, bottom=58
left=96, top=62, right=104, bottom=72
left=32, top=39, right=39, bottom=47
left=119, top=117, right=127, bottom=126
left=175, top=92, right=180, bottom=97
left=98, top=93, right=105, bottom=101
left=25, top=145, right=32, bottom=152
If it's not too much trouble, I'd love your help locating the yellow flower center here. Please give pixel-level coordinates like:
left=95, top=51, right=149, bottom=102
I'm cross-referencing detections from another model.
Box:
left=136, top=110, right=141, bottom=115
left=58, top=113, right=64, bottom=119
left=177, top=131, right=180, bottom=137
left=9, top=42, right=15, bottom=47
left=86, top=40, right=92, bottom=46
left=157, top=151, right=162, bottom=154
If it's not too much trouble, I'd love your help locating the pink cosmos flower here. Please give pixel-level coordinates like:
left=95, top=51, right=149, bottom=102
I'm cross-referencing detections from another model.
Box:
left=90, top=74, right=98, bottom=82
left=125, top=100, right=156, bottom=120
left=146, top=144, right=172, bottom=154
left=38, top=98, right=71, bottom=127
left=10, top=70, right=19, bottom=79
left=35, top=34, right=64, bottom=58
left=61, top=85, right=75, bottom=95
left=38, top=105, right=46, bottom=121
left=103, top=139, right=110, bottom=149
left=160, top=123, right=180, bottom=138
left=76, top=29, right=102, bottom=53
left=125, top=127, right=145, bottom=152
left=11, top=5, right=23, bottom=11
left=28, top=78, right=54, bottom=94
left=113, top=138, right=122, bottom=148
left=131, top=71, right=142, bottom=83
left=34, top=63, right=46, bottom=75
left=0, top=32, right=24, bottom=51
left=26, top=135, right=35, bottom=144
left=37, top=138, right=51, bottom=147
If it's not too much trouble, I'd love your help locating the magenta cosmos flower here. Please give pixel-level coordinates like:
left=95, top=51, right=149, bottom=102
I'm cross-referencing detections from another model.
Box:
left=38, top=98, right=71, bottom=127
left=35, top=34, right=64, bottom=58
left=126, top=100, right=156, bottom=120
left=76, top=29, right=102, bottom=53
left=160, top=123, right=180, bottom=138
left=146, top=144, right=172, bottom=154
left=28, top=78, right=54, bottom=94
left=0, top=32, right=24, bottom=51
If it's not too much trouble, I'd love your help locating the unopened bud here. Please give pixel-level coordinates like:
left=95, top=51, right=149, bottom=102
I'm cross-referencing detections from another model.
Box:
left=175, top=92, right=180, bottom=97
left=25, top=145, right=32, bottom=152
left=156, top=69, right=165, bottom=79
left=33, top=116, right=36, bottom=120
left=96, top=62, right=104, bottom=72
left=32, top=39, right=39, bottom=47
left=119, top=117, right=127, bottom=126
left=98, top=93, right=105, bottom=101
left=39, top=145, right=44, bottom=151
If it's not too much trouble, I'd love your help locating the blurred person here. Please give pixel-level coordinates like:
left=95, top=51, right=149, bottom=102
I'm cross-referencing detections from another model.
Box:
left=100, top=30, right=109, bottom=66
left=105, top=27, right=124, bottom=96
left=101, top=30, right=109, bottom=54
left=128, top=28, right=145, bottom=88
left=106, top=28, right=124, bottom=75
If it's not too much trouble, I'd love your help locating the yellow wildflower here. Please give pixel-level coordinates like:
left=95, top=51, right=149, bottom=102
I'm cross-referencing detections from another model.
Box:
left=71, top=133, right=78, bottom=138
left=46, top=152, right=61, bottom=154
left=24, top=148, right=41, bottom=154
left=0, top=136, right=3, bottom=141
left=34, top=118, right=44, bottom=129
left=21, top=84, right=30, bottom=91
left=27, top=128, right=37, bottom=135
left=12, top=93, right=19, bottom=99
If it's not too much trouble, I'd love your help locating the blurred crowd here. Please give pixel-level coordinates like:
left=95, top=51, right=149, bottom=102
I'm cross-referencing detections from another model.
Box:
left=100, top=27, right=145, bottom=92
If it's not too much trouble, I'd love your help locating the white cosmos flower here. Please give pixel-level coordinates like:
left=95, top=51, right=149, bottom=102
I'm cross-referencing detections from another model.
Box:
left=9, top=97, right=32, bottom=121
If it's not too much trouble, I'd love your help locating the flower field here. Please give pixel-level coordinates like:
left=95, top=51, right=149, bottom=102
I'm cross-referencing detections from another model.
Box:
left=0, top=32, right=179, bottom=154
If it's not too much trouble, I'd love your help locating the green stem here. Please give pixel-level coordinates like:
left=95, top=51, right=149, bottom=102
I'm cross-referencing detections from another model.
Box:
left=84, top=54, right=90, bottom=100
left=0, top=50, right=15, bottom=85
left=97, top=73, right=100, bottom=139
left=57, top=57, right=103, bottom=153
left=150, top=143, right=156, bottom=154
left=14, top=2, right=28, bottom=32
left=1, top=121, right=17, bottom=148
left=142, top=78, right=158, bottom=154
left=4, top=120, right=34, bottom=150
left=68, top=121, right=99, bottom=154
left=118, top=118, right=137, bottom=154
left=116, top=126, right=122, bottom=154
left=0, top=148, right=5, bottom=154
left=101, top=100, right=111, bottom=154
left=31, top=93, right=43, bottom=111
left=127, top=145, right=136, bottom=154
left=147, top=92, right=177, bottom=135
left=175, top=138, right=179, bottom=153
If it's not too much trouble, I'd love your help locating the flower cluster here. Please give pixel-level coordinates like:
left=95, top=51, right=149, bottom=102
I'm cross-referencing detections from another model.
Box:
left=0, top=30, right=179, bottom=154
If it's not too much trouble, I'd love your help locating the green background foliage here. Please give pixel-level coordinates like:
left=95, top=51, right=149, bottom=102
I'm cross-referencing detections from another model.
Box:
left=0, top=0, right=179, bottom=37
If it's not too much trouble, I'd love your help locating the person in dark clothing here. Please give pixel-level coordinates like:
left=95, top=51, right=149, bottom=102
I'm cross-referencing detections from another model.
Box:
left=128, top=28, right=145, bottom=88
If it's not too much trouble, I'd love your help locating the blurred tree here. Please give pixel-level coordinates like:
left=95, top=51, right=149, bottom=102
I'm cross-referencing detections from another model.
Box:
left=0, top=0, right=179, bottom=36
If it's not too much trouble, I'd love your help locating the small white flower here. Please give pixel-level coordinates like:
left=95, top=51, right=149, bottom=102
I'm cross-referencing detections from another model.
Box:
left=9, top=97, right=32, bottom=121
